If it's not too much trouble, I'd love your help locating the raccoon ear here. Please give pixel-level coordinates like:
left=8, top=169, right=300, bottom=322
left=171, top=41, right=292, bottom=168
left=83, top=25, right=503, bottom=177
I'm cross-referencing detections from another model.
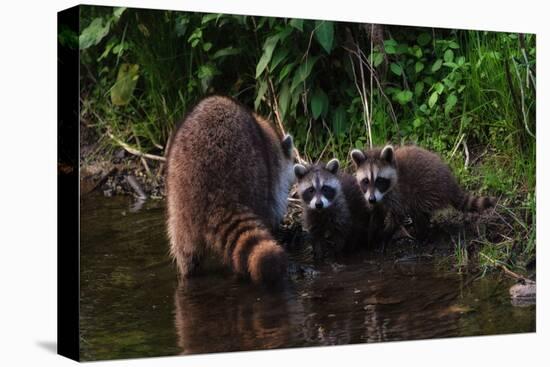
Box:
left=380, top=145, right=395, bottom=164
left=350, top=149, right=366, bottom=167
left=281, top=134, right=294, bottom=159
left=293, top=164, right=307, bottom=180
left=326, top=159, right=340, bottom=174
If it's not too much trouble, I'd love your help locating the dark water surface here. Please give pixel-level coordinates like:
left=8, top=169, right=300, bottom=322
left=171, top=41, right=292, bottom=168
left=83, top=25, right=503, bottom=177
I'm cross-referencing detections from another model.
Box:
left=80, top=195, right=535, bottom=361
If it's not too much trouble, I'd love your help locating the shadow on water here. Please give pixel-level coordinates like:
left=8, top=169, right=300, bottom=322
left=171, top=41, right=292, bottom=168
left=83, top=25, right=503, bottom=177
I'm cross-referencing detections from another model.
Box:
left=80, top=195, right=535, bottom=361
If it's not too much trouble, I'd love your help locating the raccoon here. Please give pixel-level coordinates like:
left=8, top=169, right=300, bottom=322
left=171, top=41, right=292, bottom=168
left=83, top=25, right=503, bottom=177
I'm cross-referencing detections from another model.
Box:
left=350, top=145, right=495, bottom=243
left=294, top=159, right=370, bottom=259
left=166, top=96, right=295, bottom=286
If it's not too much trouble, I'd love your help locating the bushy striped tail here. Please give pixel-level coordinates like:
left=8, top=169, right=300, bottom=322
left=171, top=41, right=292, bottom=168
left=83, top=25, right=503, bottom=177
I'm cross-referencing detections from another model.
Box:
left=460, top=193, right=496, bottom=212
left=206, top=209, right=287, bottom=286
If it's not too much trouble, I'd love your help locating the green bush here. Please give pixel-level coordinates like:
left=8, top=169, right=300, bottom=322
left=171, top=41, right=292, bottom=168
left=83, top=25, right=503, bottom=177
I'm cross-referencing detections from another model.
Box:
left=73, top=6, right=536, bottom=267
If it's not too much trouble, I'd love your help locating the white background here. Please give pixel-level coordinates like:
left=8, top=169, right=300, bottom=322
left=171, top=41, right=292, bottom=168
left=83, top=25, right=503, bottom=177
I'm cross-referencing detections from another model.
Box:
left=0, top=0, right=547, bottom=365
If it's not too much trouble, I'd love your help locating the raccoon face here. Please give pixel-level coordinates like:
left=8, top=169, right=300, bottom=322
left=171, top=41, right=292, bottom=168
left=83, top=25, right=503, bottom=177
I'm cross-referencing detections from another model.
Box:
left=294, top=159, right=341, bottom=210
left=350, top=145, right=397, bottom=206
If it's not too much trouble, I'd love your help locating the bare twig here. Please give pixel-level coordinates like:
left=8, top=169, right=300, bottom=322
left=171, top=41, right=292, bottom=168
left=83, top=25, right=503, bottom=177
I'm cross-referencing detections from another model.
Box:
left=512, top=58, right=536, bottom=139
left=357, top=42, right=373, bottom=148
left=450, top=133, right=465, bottom=159
left=348, top=53, right=371, bottom=148
left=107, top=131, right=166, bottom=162
left=479, top=252, right=534, bottom=283
left=267, top=77, right=287, bottom=136
left=346, top=46, right=399, bottom=133
left=126, top=175, right=148, bottom=199
left=462, top=139, right=470, bottom=168
left=264, top=77, right=306, bottom=165
left=133, top=131, right=152, bottom=176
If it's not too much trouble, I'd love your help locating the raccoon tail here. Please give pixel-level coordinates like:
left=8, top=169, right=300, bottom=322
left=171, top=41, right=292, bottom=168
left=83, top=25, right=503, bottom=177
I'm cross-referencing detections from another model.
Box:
left=460, top=193, right=496, bottom=212
left=206, top=208, right=287, bottom=286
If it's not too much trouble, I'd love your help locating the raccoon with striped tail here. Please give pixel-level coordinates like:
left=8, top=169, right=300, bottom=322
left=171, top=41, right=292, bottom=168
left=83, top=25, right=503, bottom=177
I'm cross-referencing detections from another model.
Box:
left=294, top=159, right=370, bottom=260
left=166, top=96, right=295, bottom=286
left=350, top=145, right=496, bottom=245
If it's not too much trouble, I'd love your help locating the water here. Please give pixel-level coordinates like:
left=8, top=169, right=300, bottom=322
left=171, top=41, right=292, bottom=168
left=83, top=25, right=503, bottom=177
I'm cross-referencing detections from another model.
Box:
left=80, top=195, right=535, bottom=361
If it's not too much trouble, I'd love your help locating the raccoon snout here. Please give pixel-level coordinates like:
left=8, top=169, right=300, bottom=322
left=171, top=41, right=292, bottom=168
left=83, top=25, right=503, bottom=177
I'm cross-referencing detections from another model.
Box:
left=368, top=195, right=376, bottom=204
left=315, top=201, right=324, bottom=209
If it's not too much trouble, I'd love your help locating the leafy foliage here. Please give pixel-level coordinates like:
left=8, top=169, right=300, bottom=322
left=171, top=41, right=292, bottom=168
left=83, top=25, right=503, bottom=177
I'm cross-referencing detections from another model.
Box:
left=75, top=7, right=536, bottom=268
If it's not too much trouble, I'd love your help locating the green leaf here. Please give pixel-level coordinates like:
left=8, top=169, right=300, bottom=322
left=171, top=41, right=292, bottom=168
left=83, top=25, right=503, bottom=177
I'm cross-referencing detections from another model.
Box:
left=443, top=61, right=458, bottom=69
left=384, top=39, right=397, bottom=54
left=270, top=47, right=290, bottom=71
left=413, top=118, right=424, bottom=128
left=202, top=42, right=212, bottom=52
left=444, top=49, right=454, bottom=63
left=449, top=41, right=460, bottom=49
left=311, top=87, right=329, bottom=119
left=278, top=81, right=291, bottom=119
left=290, top=56, right=318, bottom=92
left=373, top=52, right=384, bottom=67
left=278, top=62, right=295, bottom=83
left=175, top=16, right=189, bottom=37
left=255, top=35, right=279, bottom=77
left=315, top=21, right=334, bottom=53
left=415, top=81, right=424, bottom=96
left=212, top=47, right=240, bottom=59
left=431, top=59, right=443, bottom=72
left=390, top=63, right=403, bottom=76
left=434, top=82, right=444, bottom=94
left=98, top=38, right=116, bottom=61
left=197, top=64, right=218, bottom=92
left=394, top=90, right=413, bottom=105
left=289, top=19, right=303, bottom=32
left=79, top=17, right=111, bottom=50
left=254, top=80, right=268, bottom=110
left=112, top=7, right=126, bottom=20
left=395, top=43, right=408, bottom=55
left=201, top=13, right=221, bottom=24
left=410, top=45, right=423, bottom=58
left=444, top=93, right=458, bottom=116
left=428, top=91, right=439, bottom=108
left=417, top=33, right=431, bottom=46
left=415, top=61, right=424, bottom=73
left=111, top=64, right=139, bottom=106
left=332, top=105, right=347, bottom=135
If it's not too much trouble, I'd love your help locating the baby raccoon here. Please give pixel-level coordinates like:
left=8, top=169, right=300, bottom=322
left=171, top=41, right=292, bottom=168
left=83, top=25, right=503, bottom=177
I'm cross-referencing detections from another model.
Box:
left=350, top=145, right=495, bottom=243
left=294, top=159, right=370, bottom=260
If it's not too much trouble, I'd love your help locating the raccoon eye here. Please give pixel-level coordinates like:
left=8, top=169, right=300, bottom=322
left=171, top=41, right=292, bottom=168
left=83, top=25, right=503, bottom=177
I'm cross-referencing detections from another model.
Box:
left=307, top=187, right=315, bottom=194
left=362, top=178, right=369, bottom=185
left=321, top=186, right=336, bottom=200
left=375, top=177, right=390, bottom=192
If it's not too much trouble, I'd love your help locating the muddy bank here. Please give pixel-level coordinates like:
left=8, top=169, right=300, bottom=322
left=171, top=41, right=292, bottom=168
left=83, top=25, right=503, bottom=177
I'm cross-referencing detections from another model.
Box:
left=78, top=123, right=535, bottom=285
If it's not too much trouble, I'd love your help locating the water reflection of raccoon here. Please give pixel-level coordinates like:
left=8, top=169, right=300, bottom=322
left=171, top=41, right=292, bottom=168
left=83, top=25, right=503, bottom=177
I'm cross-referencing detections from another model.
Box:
left=350, top=145, right=496, bottom=243
left=173, top=278, right=292, bottom=354
left=293, top=159, right=370, bottom=260
left=166, top=96, right=295, bottom=286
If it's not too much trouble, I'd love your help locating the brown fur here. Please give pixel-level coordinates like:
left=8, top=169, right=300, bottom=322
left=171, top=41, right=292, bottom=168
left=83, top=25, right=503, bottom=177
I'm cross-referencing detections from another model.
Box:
left=295, top=163, right=370, bottom=259
left=165, top=96, right=294, bottom=286
left=351, top=145, right=495, bottom=242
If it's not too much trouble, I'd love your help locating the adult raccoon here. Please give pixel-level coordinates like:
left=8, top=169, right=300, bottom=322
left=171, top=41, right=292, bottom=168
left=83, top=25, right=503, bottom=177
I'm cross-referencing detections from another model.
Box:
left=294, top=159, right=370, bottom=259
left=350, top=145, right=495, bottom=243
left=166, top=96, right=295, bottom=286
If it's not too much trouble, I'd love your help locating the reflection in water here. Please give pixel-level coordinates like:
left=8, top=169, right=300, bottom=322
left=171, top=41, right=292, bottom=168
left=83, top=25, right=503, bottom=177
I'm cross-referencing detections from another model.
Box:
left=80, top=195, right=535, bottom=361
left=174, top=277, right=295, bottom=354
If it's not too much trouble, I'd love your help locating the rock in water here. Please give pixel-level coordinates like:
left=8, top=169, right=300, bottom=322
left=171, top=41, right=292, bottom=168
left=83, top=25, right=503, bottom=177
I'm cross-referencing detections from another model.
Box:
left=509, top=281, right=536, bottom=307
